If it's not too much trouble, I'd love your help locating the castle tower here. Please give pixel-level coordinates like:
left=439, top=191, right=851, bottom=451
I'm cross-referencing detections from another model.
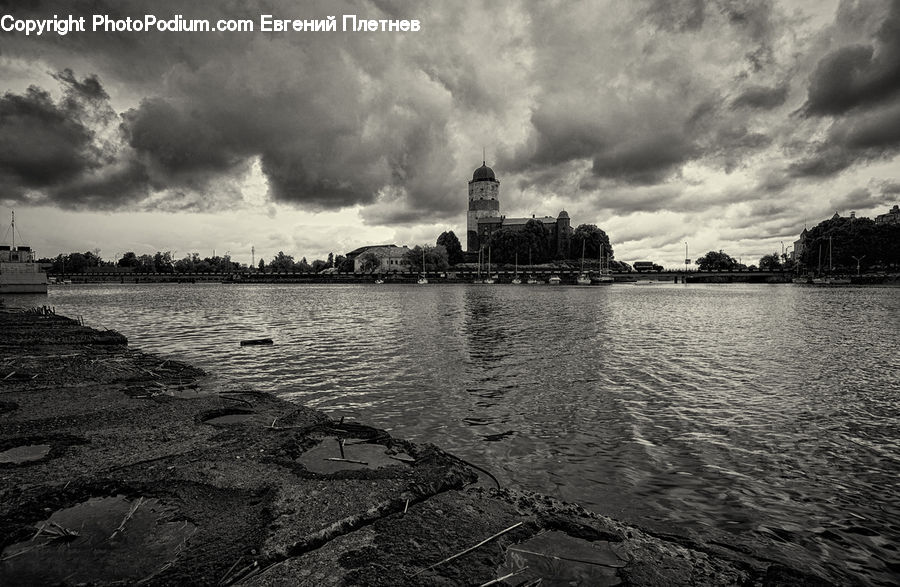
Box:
left=467, top=161, right=501, bottom=252
left=555, top=210, right=571, bottom=258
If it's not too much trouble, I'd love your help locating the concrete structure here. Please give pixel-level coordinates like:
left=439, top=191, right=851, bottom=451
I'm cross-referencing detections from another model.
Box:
left=875, top=204, right=900, bottom=225
left=465, top=162, right=573, bottom=257
left=345, top=244, right=411, bottom=273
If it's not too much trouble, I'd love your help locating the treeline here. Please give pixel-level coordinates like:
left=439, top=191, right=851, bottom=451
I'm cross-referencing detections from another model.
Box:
left=703, top=214, right=900, bottom=273
left=40, top=221, right=627, bottom=276
left=40, top=250, right=348, bottom=274
left=795, top=215, right=899, bottom=273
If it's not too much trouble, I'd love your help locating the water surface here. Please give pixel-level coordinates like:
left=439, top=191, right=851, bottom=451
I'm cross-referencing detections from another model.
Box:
left=6, top=282, right=899, bottom=584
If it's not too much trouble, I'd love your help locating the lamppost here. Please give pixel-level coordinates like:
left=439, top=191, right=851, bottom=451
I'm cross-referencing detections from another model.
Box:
left=851, top=255, right=865, bottom=276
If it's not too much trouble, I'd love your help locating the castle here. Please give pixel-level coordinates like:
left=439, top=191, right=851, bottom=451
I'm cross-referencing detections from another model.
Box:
left=466, top=161, right=572, bottom=257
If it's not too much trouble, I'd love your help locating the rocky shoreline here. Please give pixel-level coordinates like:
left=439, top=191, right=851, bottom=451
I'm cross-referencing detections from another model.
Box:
left=0, top=308, right=831, bottom=585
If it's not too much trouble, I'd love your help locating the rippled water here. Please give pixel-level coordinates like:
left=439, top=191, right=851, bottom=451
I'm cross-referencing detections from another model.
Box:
left=6, top=282, right=899, bottom=584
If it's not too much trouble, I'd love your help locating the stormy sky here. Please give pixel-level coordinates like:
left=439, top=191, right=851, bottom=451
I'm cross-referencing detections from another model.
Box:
left=1, top=0, right=899, bottom=266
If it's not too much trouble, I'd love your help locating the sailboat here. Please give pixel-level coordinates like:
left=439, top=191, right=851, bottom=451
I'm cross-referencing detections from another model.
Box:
left=482, top=246, right=496, bottom=284
left=576, top=240, right=591, bottom=285
left=511, top=251, right=521, bottom=284
left=592, top=243, right=614, bottom=285
left=526, top=249, right=540, bottom=284
left=813, top=237, right=850, bottom=285
left=417, top=247, right=428, bottom=284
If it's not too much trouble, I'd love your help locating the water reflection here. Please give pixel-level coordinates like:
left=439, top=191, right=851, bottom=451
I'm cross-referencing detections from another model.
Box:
left=7, top=282, right=899, bottom=585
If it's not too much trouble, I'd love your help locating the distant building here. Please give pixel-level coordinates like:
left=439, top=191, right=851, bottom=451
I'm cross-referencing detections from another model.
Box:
left=465, top=161, right=573, bottom=257
left=345, top=244, right=411, bottom=273
left=792, top=228, right=808, bottom=260
left=875, top=204, right=900, bottom=225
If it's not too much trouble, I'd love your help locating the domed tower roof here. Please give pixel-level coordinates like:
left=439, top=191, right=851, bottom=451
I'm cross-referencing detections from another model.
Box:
left=557, top=210, right=569, bottom=218
left=472, top=161, right=496, bottom=182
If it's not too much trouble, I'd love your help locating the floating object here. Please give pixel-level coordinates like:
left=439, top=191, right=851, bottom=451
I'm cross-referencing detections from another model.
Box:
left=240, top=338, right=273, bottom=346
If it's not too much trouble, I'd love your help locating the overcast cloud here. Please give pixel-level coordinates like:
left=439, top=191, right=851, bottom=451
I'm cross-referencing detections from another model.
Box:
left=1, top=0, right=898, bottom=265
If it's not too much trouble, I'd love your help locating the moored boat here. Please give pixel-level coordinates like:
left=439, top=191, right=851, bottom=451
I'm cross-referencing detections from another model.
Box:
left=592, top=244, right=614, bottom=284
left=1, top=212, right=48, bottom=294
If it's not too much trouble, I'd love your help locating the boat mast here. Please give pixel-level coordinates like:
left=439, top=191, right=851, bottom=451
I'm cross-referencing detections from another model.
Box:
left=581, top=239, right=585, bottom=273
left=817, top=244, right=822, bottom=276
left=829, top=236, right=833, bottom=272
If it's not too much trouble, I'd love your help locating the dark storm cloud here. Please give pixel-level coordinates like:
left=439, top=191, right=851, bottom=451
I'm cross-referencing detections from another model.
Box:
left=790, top=100, right=900, bottom=177
left=1, top=0, right=469, bottom=218
left=0, top=72, right=109, bottom=195
left=804, top=0, right=900, bottom=116
left=2, top=0, right=897, bottom=228
left=512, top=0, right=785, bottom=189
left=590, top=133, right=698, bottom=185
left=122, top=98, right=244, bottom=176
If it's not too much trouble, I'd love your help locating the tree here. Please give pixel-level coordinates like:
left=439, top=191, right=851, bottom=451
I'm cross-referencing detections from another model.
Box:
left=65, top=252, right=87, bottom=273
left=153, top=251, right=174, bottom=273
left=522, top=219, right=551, bottom=264
left=569, top=224, right=614, bottom=261
left=758, top=252, right=782, bottom=271
left=82, top=250, right=102, bottom=268
left=798, top=215, right=900, bottom=273
left=118, top=252, right=140, bottom=268
left=335, top=255, right=353, bottom=272
left=436, top=231, right=464, bottom=265
left=257, top=258, right=266, bottom=271
left=487, top=228, right=527, bottom=264
left=137, top=254, right=154, bottom=273
left=488, top=220, right=552, bottom=265
left=695, top=250, right=738, bottom=271
left=311, top=259, right=329, bottom=273
left=174, top=256, right=194, bottom=273
left=358, top=251, right=381, bottom=273
left=270, top=251, right=295, bottom=272
left=327, top=252, right=334, bottom=268
left=402, top=245, right=448, bottom=272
